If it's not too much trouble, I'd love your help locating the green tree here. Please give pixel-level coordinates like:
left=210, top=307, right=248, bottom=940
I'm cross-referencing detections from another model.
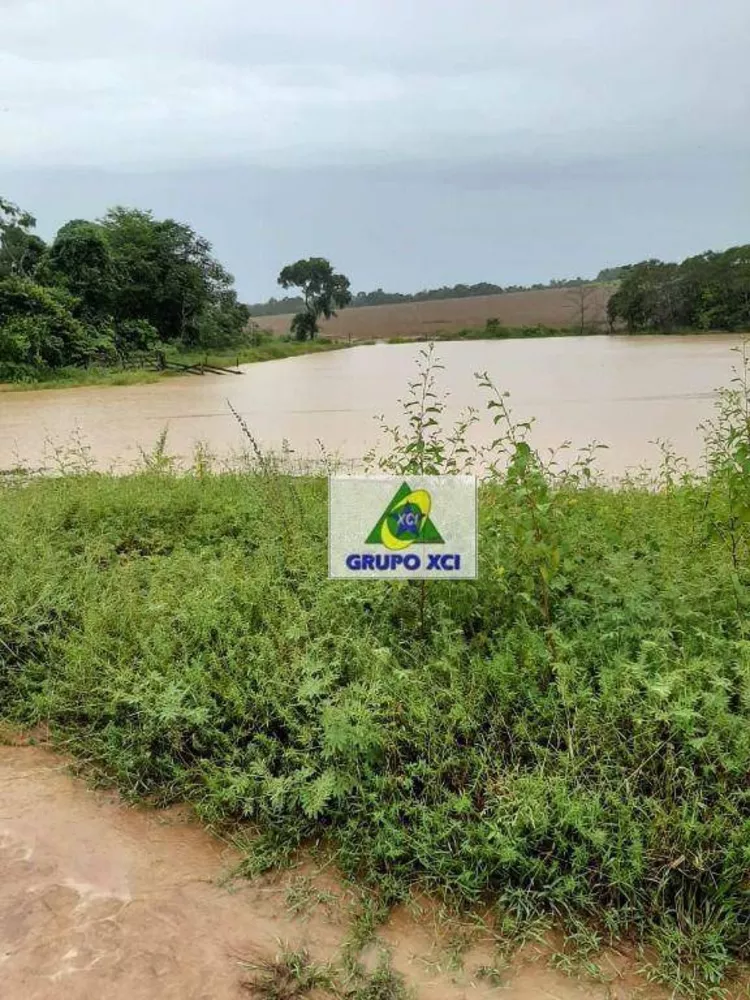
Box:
left=43, top=220, right=115, bottom=321
left=111, top=318, right=160, bottom=355
left=246, top=294, right=303, bottom=316
left=195, top=289, right=252, bottom=347
left=278, top=257, right=351, bottom=340
left=696, top=247, right=750, bottom=330
left=607, top=248, right=750, bottom=333
left=0, top=197, right=35, bottom=235
left=0, top=197, right=45, bottom=278
left=0, top=229, right=46, bottom=279
left=595, top=266, right=628, bottom=282
left=99, top=207, right=234, bottom=343
left=0, top=277, right=97, bottom=367
left=607, top=260, right=679, bottom=331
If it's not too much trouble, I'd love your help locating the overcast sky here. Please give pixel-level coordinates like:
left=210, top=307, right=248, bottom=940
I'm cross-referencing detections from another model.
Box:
left=1, top=0, right=748, bottom=299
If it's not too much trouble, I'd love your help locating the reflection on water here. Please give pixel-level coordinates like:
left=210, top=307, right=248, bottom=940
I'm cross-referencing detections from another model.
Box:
left=0, top=334, right=745, bottom=476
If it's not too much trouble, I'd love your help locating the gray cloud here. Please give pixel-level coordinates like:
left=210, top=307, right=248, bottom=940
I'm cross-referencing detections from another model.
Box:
left=0, top=0, right=748, bottom=296
left=2, top=0, right=748, bottom=169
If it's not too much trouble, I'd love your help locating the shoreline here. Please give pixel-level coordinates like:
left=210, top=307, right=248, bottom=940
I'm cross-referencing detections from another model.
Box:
left=2, top=325, right=744, bottom=393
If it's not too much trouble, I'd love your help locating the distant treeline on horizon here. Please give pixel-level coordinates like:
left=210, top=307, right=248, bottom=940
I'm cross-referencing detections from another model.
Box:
left=248, top=269, right=625, bottom=317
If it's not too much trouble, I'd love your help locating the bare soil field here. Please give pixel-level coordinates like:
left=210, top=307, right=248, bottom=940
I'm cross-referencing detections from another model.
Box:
left=257, top=286, right=613, bottom=341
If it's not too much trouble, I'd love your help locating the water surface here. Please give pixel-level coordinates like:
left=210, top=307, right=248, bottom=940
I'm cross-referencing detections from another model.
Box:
left=0, top=335, right=744, bottom=476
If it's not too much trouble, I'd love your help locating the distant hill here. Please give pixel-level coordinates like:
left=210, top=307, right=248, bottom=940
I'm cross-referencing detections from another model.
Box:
left=258, top=285, right=614, bottom=341
left=251, top=243, right=750, bottom=336
left=247, top=276, right=598, bottom=317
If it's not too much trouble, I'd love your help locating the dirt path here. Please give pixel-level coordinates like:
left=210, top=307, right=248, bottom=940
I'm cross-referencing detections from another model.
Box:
left=0, top=742, right=656, bottom=1000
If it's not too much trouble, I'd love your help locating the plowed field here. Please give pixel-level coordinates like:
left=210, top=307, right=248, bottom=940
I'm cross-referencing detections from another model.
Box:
left=258, top=285, right=613, bottom=340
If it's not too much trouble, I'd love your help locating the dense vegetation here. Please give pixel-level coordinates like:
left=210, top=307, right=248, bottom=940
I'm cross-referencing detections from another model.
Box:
left=2, top=348, right=750, bottom=996
left=608, top=246, right=750, bottom=332
left=0, top=196, right=251, bottom=382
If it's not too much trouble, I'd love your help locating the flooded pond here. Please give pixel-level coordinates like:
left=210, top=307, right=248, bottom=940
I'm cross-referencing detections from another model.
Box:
left=0, top=335, right=745, bottom=476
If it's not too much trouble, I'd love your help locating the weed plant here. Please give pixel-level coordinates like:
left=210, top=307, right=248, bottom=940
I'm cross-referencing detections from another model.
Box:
left=2, top=346, right=750, bottom=995
left=240, top=946, right=409, bottom=999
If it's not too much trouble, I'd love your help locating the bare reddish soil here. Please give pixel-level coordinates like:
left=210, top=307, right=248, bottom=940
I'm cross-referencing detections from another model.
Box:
left=258, top=286, right=613, bottom=341
left=1, top=740, right=665, bottom=999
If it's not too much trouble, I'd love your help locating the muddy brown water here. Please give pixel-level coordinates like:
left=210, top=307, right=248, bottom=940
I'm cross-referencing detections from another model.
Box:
left=1, top=742, right=661, bottom=999
left=0, top=335, right=745, bottom=476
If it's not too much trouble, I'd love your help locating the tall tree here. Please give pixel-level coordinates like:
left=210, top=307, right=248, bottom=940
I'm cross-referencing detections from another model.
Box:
left=0, top=197, right=45, bottom=278
left=44, top=220, right=115, bottom=321
left=99, top=207, right=234, bottom=342
left=278, top=257, right=351, bottom=339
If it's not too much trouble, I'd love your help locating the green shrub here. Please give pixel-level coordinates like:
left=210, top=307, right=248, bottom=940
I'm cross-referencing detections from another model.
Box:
left=114, top=318, right=160, bottom=354
left=0, top=277, right=96, bottom=366
left=484, top=317, right=507, bottom=337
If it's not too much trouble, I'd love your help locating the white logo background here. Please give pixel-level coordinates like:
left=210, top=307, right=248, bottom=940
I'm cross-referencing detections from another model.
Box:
left=329, top=475, right=477, bottom=580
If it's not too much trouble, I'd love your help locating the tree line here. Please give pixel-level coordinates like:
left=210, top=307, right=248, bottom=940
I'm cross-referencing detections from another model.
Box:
left=269, top=248, right=750, bottom=337
left=4, top=188, right=747, bottom=379
left=607, top=246, right=750, bottom=332
left=248, top=276, right=597, bottom=317
left=0, top=197, right=251, bottom=378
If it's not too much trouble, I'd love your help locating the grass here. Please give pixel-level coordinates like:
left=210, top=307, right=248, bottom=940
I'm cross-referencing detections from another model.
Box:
left=175, top=339, right=346, bottom=369
left=386, top=321, right=600, bottom=344
left=0, top=366, right=166, bottom=390
left=240, top=947, right=409, bottom=999
left=285, top=876, right=338, bottom=919
left=0, top=337, right=347, bottom=391
left=241, top=948, right=336, bottom=998
left=2, top=346, right=750, bottom=997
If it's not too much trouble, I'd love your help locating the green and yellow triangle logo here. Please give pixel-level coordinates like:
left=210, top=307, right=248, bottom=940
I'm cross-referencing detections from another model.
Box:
left=366, top=481, right=444, bottom=551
